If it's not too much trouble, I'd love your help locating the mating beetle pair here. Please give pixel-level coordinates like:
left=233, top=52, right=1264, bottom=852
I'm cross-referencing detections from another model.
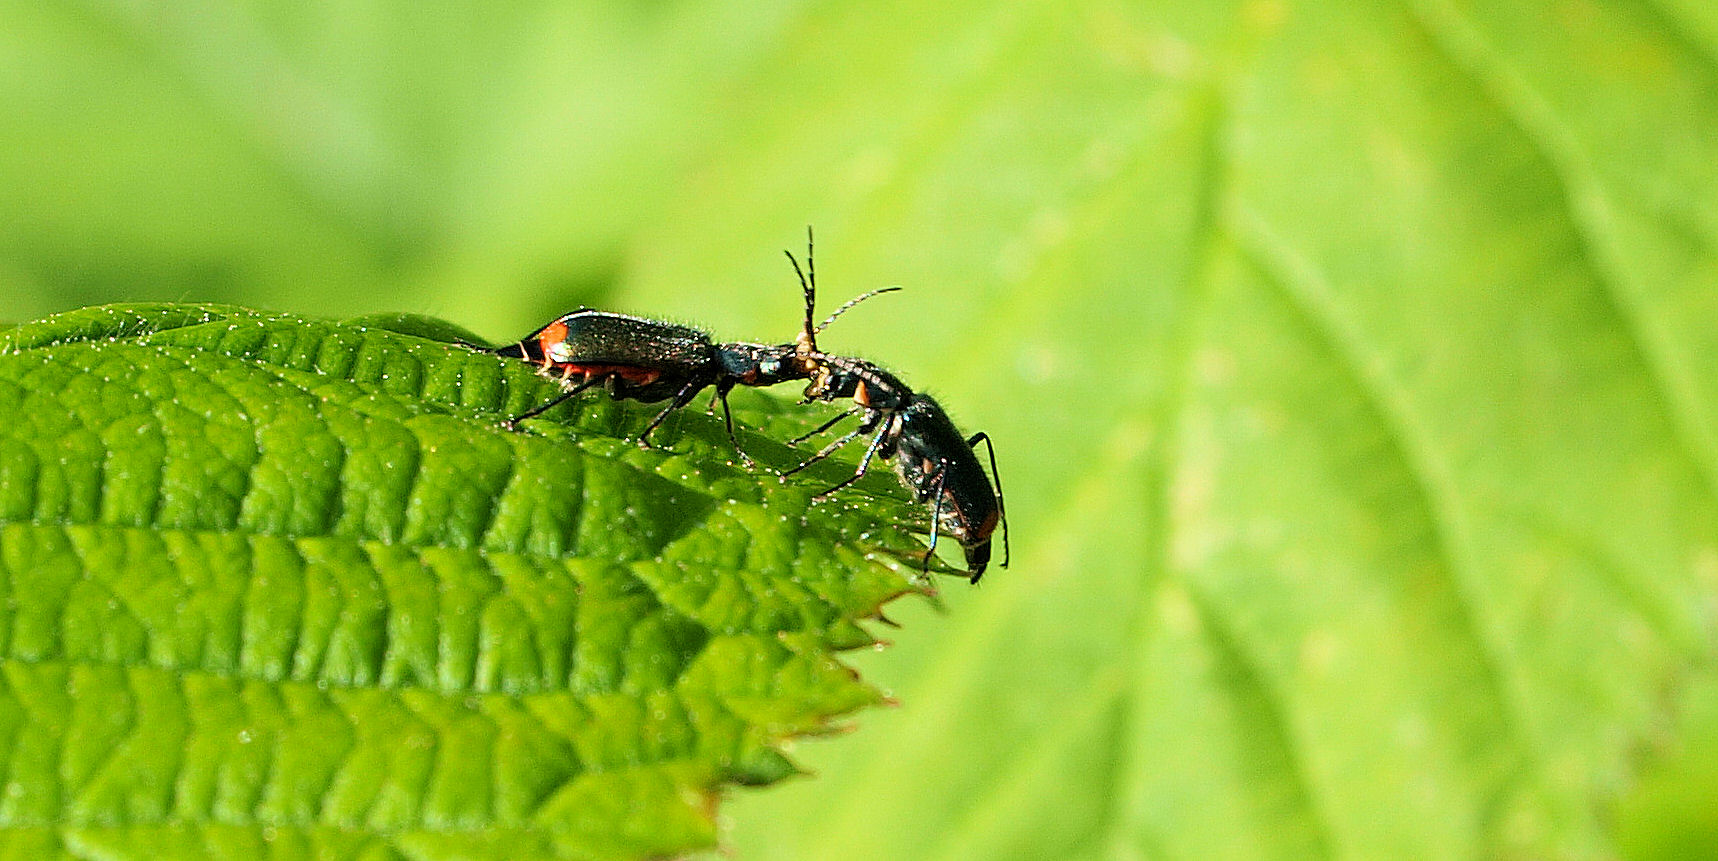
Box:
left=490, top=234, right=1008, bottom=583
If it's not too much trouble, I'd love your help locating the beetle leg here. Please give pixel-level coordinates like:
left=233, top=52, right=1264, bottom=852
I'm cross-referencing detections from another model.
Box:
left=782, top=408, right=881, bottom=477
left=504, top=375, right=602, bottom=429
left=806, top=414, right=894, bottom=498
left=967, top=431, right=1008, bottom=569
left=780, top=419, right=871, bottom=479
left=788, top=406, right=859, bottom=447
left=714, top=383, right=757, bottom=468
left=919, top=460, right=952, bottom=578
left=638, top=376, right=708, bottom=446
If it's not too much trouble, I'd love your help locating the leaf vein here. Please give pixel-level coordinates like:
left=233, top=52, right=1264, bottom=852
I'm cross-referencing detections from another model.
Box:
left=1405, top=0, right=1718, bottom=514
left=1231, top=207, right=1537, bottom=773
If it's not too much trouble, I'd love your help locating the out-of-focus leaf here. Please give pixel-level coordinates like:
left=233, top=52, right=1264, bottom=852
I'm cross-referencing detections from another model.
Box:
left=0, top=1, right=800, bottom=332
left=626, top=2, right=1718, bottom=859
left=0, top=303, right=933, bottom=859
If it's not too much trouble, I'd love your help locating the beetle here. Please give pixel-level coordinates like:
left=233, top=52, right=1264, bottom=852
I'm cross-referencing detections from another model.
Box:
left=778, top=250, right=1009, bottom=583
left=781, top=353, right=1009, bottom=583
left=492, top=311, right=808, bottom=460
left=890, top=395, right=1008, bottom=582
left=492, top=230, right=897, bottom=462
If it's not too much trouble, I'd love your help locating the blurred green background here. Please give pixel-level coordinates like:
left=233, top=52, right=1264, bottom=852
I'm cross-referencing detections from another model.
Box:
left=4, top=1, right=1717, bottom=858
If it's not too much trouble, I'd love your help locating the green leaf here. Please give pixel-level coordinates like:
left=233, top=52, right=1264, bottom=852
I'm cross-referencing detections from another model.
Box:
left=0, top=303, right=934, bottom=859
left=614, top=3, right=1718, bottom=861
left=5, top=0, right=1718, bottom=857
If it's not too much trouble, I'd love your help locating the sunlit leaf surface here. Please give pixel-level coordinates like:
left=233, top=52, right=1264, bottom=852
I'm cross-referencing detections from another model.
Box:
left=0, top=305, right=930, bottom=859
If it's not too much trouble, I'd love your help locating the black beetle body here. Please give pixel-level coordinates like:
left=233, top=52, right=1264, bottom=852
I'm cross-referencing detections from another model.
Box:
left=784, top=353, right=1008, bottom=583
left=890, top=394, right=1005, bottom=580
left=497, top=311, right=714, bottom=401
left=493, top=231, right=894, bottom=457
left=772, top=237, right=1009, bottom=583
left=769, top=238, right=1003, bottom=580
left=494, top=310, right=808, bottom=454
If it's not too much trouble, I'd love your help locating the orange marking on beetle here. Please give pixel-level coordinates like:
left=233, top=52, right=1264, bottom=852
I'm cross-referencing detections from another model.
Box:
left=558, top=363, right=663, bottom=385
left=974, top=508, right=1001, bottom=539
left=536, top=322, right=570, bottom=369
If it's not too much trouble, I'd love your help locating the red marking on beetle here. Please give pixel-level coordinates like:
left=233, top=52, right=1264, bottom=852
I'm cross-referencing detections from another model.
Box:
left=556, top=363, right=663, bottom=386
left=974, top=508, right=1001, bottom=537
left=535, top=322, right=571, bottom=368
left=922, top=457, right=997, bottom=536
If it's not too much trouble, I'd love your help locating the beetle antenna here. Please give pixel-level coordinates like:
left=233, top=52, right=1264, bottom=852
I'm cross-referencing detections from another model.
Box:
left=815, top=286, right=902, bottom=335
left=786, top=226, right=821, bottom=352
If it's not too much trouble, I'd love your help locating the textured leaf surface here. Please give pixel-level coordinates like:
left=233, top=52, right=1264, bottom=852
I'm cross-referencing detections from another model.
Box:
left=0, top=304, right=930, bottom=859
